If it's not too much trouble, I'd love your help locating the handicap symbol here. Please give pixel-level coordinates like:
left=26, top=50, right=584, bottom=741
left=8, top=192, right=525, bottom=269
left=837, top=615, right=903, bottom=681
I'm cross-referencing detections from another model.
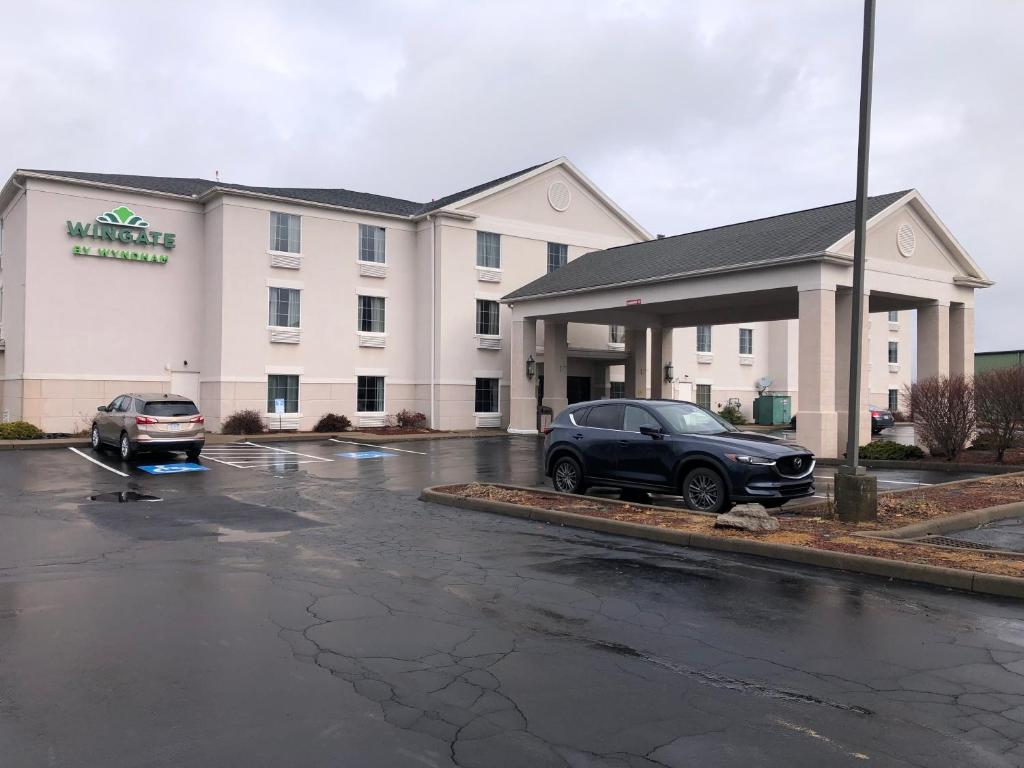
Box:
left=138, top=462, right=210, bottom=475
left=336, top=451, right=393, bottom=459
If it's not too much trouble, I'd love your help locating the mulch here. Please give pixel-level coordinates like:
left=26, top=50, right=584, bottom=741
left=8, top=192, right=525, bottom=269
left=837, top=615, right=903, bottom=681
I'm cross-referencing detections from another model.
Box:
left=439, top=479, right=1024, bottom=579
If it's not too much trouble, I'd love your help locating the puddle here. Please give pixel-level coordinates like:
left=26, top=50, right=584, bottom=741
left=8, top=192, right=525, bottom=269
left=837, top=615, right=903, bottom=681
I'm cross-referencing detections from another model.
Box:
left=88, top=491, right=162, bottom=503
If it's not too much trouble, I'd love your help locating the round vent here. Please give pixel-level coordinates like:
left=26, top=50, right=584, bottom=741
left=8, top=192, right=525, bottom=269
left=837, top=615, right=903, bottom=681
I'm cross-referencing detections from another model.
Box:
left=897, top=223, right=916, bottom=257
left=547, top=181, right=571, bottom=212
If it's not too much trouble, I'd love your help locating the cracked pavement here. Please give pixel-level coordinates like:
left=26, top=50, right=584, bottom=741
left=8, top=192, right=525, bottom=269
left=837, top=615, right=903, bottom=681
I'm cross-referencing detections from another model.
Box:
left=0, top=436, right=1023, bottom=766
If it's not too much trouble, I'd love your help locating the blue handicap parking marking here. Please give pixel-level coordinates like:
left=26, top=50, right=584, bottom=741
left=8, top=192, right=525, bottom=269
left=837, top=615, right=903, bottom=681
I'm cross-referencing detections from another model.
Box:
left=137, top=463, right=210, bottom=475
left=336, top=451, right=394, bottom=459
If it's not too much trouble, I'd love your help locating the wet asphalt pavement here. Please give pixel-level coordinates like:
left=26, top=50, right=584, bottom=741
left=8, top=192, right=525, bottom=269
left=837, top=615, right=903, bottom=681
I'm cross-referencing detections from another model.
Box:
left=1, top=436, right=1023, bottom=767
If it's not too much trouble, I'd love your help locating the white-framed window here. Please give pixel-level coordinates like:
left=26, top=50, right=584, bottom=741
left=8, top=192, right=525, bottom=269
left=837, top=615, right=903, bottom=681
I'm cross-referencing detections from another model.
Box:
left=474, top=378, right=499, bottom=413
left=696, top=325, right=712, bottom=353
left=888, top=388, right=899, bottom=413
left=476, top=231, right=500, bottom=268
left=887, top=310, right=899, bottom=322
left=476, top=299, right=499, bottom=335
left=270, top=212, right=301, bottom=253
left=267, top=375, right=299, bottom=413
left=357, top=295, right=386, bottom=333
left=547, top=242, right=567, bottom=273
left=695, top=383, right=712, bottom=410
left=888, top=341, right=899, bottom=364
left=359, top=224, right=386, bottom=263
left=609, top=381, right=625, bottom=399
left=357, top=376, right=385, bottom=413
left=739, top=328, right=753, bottom=355
left=609, top=325, right=625, bottom=344
left=269, top=287, right=301, bottom=327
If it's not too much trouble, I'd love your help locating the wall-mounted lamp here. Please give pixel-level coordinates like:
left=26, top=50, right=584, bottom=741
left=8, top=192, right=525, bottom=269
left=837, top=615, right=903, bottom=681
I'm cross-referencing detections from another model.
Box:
left=664, top=361, right=675, bottom=383
left=526, top=355, right=536, bottom=379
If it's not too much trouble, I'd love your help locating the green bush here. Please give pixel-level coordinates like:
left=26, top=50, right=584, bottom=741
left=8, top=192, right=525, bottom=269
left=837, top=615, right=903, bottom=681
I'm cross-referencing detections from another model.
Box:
left=221, top=409, right=266, bottom=435
left=717, top=404, right=747, bottom=426
left=0, top=421, right=44, bottom=440
left=858, top=440, right=924, bottom=460
left=313, top=413, right=351, bottom=432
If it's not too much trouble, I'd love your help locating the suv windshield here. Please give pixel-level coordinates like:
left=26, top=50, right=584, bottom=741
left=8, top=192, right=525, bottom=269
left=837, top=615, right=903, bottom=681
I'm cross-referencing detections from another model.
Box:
left=650, top=402, right=737, bottom=435
left=143, top=401, right=199, bottom=417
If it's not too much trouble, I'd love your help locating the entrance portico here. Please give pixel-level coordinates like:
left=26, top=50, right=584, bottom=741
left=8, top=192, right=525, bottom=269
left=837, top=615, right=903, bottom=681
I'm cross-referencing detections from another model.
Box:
left=504, top=189, right=991, bottom=458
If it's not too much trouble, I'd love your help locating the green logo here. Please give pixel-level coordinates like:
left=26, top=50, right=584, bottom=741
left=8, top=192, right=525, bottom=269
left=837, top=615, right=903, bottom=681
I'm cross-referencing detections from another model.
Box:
left=96, top=205, right=149, bottom=228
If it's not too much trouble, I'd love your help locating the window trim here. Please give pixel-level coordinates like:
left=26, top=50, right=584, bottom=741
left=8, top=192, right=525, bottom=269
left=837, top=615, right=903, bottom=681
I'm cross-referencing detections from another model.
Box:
left=695, top=383, right=712, bottom=411
left=475, top=298, right=500, bottom=337
left=357, top=294, right=386, bottom=334
left=473, top=377, right=500, bottom=415
left=888, top=340, right=899, bottom=364
left=546, top=242, right=568, bottom=274
left=476, top=231, right=501, bottom=269
left=268, top=286, right=302, bottom=329
left=355, top=375, right=386, bottom=414
left=738, top=328, right=753, bottom=356
left=269, top=211, right=301, bottom=255
left=357, top=223, right=387, bottom=265
left=696, top=325, right=713, bottom=353
left=266, top=374, right=300, bottom=414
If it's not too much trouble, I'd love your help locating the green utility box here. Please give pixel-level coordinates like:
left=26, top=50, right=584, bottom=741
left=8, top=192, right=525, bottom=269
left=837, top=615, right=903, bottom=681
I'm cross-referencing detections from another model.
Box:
left=753, top=395, right=792, bottom=426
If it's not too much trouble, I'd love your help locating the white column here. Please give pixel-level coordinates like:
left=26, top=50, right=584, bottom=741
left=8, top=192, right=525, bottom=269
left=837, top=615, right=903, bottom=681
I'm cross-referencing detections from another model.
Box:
left=508, top=316, right=538, bottom=433
left=650, top=328, right=664, bottom=399
left=949, top=304, right=974, bottom=378
left=796, top=289, right=838, bottom=458
left=624, top=327, right=648, bottom=398
left=542, top=320, right=568, bottom=416
left=918, top=302, right=950, bottom=380
left=835, top=291, right=872, bottom=456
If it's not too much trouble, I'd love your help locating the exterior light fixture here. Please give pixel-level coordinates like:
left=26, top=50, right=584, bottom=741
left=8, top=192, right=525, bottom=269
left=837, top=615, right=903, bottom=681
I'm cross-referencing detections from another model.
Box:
left=526, top=355, right=536, bottom=379
left=664, top=362, right=674, bottom=382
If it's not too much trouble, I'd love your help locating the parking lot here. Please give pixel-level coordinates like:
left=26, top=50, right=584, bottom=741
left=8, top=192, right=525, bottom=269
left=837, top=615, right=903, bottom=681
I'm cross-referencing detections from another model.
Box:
left=2, top=435, right=1023, bottom=767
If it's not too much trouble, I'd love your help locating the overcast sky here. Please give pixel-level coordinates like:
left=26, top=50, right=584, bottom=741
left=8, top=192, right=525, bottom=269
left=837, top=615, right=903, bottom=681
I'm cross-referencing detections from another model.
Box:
left=1, top=0, right=1017, bottom=350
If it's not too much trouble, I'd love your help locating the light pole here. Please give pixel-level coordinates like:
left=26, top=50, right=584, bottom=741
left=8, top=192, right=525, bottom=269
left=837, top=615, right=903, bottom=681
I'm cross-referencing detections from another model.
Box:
left=836, top=0, right=879, bottom=521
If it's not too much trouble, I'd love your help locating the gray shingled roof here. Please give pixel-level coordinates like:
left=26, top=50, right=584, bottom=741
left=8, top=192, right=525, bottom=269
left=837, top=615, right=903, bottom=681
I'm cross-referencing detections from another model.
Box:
left=505, top=190, right=912, bottom=300
left=22, top=160, right=555, bottom=218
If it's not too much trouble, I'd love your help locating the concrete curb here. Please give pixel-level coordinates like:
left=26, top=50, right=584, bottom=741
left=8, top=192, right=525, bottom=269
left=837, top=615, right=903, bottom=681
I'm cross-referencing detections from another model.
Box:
left=862, top=501, right=1024, bottom=540
left=420, top=485, right=1024, bottom=599
left=816, top=457, right=1018, bottom=474
left=0, top=429, right=509, bottom=451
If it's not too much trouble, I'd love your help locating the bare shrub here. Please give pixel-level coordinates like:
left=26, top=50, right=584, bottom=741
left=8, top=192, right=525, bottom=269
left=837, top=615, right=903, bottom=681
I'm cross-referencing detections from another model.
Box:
left=904, top=375, right=975, bottom=460
left=395, top=409, right=428, bottom=428
left=975, top=367, right=1024, bottom=462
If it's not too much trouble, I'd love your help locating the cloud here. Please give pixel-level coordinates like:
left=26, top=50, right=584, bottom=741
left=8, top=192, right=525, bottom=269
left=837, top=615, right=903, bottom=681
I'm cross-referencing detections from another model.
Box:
left=0, top=0, right=1018, bottom=348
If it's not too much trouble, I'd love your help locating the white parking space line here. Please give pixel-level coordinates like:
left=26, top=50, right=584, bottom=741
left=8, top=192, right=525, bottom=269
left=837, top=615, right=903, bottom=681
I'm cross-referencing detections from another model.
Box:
left=243, top=442, right=335, bottom=461
left=200, top=442, right=333, bottom=469
left=329, top=439, right=427, bottom=455
left=811, top=474, right=933, bottom=487
left=67, top=447, right=130, bottom=477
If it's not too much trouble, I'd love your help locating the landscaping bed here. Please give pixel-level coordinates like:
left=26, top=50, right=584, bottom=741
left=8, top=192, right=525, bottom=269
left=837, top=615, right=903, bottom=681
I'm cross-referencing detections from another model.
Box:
left=437, top=478, right=1024, bottom=580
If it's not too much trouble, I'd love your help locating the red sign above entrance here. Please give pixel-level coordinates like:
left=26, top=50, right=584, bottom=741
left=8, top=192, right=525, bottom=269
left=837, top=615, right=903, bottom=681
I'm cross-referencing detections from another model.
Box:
left=625, top=298, right=642, bottom=306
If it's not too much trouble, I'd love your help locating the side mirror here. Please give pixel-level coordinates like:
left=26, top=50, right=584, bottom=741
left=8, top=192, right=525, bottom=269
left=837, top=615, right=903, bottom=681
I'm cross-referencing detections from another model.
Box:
left=97, top=405, right=108, bottom=412
left=639, top=425, right=663, bottom=439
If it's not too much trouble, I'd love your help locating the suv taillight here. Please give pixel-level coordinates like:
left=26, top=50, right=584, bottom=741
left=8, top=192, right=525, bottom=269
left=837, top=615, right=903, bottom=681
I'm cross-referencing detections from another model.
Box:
left=136, top=415, right=158, bottom=425
left=189, top=415, right=205, bottom=424
left=870, top=411, right=880, bottom=418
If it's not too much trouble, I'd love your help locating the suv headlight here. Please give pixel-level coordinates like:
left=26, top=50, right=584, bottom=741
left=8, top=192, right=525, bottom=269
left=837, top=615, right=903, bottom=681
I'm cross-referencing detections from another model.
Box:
left=725, top=454, right=776, bottom=466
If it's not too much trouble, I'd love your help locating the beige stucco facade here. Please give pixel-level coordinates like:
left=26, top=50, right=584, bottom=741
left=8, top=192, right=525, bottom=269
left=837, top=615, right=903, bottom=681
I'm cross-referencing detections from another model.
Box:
left=0, top=165, right=987, bottom=448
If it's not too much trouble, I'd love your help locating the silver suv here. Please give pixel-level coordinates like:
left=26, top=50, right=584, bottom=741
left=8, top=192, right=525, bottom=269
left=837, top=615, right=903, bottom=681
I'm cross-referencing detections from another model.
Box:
left=91, top=393, right=205, bottom=461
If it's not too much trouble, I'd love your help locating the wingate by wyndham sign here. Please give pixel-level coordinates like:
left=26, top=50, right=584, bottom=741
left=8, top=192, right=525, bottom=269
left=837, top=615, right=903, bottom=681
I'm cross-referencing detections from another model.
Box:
left=66, top=205, right=176, bottom=264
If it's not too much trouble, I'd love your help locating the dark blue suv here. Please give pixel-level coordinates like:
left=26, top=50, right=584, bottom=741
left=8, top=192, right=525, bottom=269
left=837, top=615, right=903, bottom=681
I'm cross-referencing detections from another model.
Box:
left=543, top=399, right=815, bottom=513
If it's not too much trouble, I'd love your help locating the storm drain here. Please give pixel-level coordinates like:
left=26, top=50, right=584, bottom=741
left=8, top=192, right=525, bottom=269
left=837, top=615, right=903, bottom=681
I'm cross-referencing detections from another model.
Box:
left=88, top=491, right=162, bottom=503
left=919, top=535, right=996, bottom=551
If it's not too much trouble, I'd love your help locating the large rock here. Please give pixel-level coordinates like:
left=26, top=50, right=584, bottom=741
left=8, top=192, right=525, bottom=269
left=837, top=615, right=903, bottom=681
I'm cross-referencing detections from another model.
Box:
left=715, top=504, right=779, bottom=532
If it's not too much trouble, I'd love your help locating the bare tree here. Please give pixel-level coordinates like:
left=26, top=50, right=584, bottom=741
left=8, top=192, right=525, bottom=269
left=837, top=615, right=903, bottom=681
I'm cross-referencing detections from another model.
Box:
left=975, top=367, right=1024, bottom=462
left=904, top=375, right=975, bottom=461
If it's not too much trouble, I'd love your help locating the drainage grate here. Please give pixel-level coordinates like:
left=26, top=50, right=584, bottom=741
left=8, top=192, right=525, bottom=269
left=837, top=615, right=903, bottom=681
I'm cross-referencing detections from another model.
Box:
left=88, top=491, right=162, bottom=503
left=921, top=535, right=996, bottom=551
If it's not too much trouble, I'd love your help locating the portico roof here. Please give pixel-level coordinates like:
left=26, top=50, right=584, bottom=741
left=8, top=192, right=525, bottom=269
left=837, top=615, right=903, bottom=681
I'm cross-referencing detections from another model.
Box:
left=505, top=190, right=912, bottom=301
